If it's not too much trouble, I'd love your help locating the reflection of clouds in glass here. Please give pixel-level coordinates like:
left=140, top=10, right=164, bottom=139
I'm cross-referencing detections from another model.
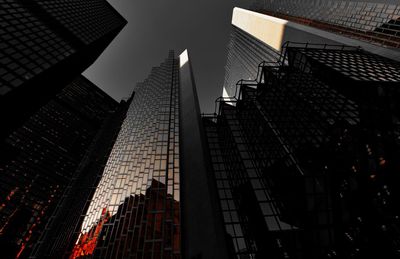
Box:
left=74, top=52, right=181, bottom=257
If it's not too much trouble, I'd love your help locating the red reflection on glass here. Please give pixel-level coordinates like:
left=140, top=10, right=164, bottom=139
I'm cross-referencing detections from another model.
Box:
left=70, top=208, right=110, bottom=259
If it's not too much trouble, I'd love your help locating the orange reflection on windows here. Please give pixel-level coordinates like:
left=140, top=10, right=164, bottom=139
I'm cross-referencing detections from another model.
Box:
left=70, top=208, right=110, bottom=259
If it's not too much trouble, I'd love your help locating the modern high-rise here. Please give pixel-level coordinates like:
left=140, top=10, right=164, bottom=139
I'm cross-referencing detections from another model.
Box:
left=223, top=4, right=400, bottom=98
left=0, top=76, right=120, bottom=258
left=30, top=51, right=229, bottom=259
left=0, top=0, right=127, bottom=139
left=207, top=5, right=400, bottom=259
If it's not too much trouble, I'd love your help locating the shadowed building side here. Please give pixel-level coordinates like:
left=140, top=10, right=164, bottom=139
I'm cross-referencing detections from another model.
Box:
left=0, top=0, right=127, bottom=140
left=179, top=50, right=230, bottom=259
left=0, top=76, right=118, bottom=259
left=29, top=96, right=132, bottom=258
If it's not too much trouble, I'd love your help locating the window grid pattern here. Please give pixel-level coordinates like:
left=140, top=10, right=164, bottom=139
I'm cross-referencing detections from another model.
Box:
left=254, top=0, right=400, bottom=48
left=204, top=102, right=300, bottom=258
left=245, top=68, right=356, bottom=257
left=223, top=26, right=280, bottom=97
left=204, top=45, right=400, bottom=257
left=70, top=52, right=181, bottom=259
left=37, top=0, right=124, bottom=45
left=203, top=116, right=256, bottom=258
left=293, top=48, right=400, bottom=83
left=0, top=0, right=75, bottom=94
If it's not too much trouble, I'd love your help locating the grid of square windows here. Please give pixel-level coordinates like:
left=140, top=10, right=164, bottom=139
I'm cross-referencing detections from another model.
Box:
left=295, top=48, right=400, bottom=83
left=0, top=0, right=75, bottom=94
left=37, top=0, right=125, bottom=45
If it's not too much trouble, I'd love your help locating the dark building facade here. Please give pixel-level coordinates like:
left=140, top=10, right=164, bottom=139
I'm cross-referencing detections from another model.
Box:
left=30, top=51, right=229, bottom=259
left=0, top=0, right=126, bottom=139
left=203, top=43, right=400, bottom=258
left=0, top=76, right=119, bottom=258
left=30, top=95, right=132, bottom=259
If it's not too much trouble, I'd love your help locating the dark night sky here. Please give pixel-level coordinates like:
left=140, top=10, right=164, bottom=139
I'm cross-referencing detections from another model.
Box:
left=83, top=0, right=249, bottom=113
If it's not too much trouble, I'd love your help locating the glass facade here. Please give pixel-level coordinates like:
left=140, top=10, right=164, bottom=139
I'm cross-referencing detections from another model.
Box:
left=222, top=26, right=280, bottom=98
left=66, top=51, right=181, bottom=259
left=0, top=76, right=118, bottom=258
left=203, top=44, right=400, bottom=258
left=252, top=0, right=400, bottom=48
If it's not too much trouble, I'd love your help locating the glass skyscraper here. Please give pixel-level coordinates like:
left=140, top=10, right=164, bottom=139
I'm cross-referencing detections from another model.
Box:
left=72, top=51, right=181, bottom=258
left=223, top=3, right=400, bottom=98
left=206, top=5, right=400, bottom=259
left=31, top=50, right=229, bottom=259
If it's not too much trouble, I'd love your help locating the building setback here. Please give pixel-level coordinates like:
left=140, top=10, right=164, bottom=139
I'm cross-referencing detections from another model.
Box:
left=0, top=76, right=119, bottom=258
left=204, top=6, right=400, bottom=259
left=222, top=4, right=400, bottom=98
left=205, top=43, right=400, bottom=259
left=0, top=0, right=126, bottom=139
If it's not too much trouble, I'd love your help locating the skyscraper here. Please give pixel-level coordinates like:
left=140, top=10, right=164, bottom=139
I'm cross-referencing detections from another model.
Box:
left=222, top=5, right=400, bottom=98
left=0, top=76, right=119, bottom=258
left=31, top=51, right=229, bottom=259
left=0, top=0, right=127, bottom=139
left=205, top=5, right=400, bottom=259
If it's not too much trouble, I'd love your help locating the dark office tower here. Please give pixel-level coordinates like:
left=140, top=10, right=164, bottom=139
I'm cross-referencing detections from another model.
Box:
left=0, top=76, right=118, bottom=259
left=203, top=43, right=400, bottom=258
left=222, top=6, right=400, bottom=98
left=0, top=0, right=126, bottom=138
left=31, top=51, right=229, bottom=259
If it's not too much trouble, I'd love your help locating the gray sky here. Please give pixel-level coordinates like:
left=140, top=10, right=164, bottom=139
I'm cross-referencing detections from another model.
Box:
left=84, top=0, right=249, bottom=113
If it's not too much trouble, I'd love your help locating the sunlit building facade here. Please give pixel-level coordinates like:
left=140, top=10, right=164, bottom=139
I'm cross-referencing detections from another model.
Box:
left=31, top=50, right=229, bottom=259
left=0, top=76, right=118, bottom=258
left=72, top=51, right=182, bottom=259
